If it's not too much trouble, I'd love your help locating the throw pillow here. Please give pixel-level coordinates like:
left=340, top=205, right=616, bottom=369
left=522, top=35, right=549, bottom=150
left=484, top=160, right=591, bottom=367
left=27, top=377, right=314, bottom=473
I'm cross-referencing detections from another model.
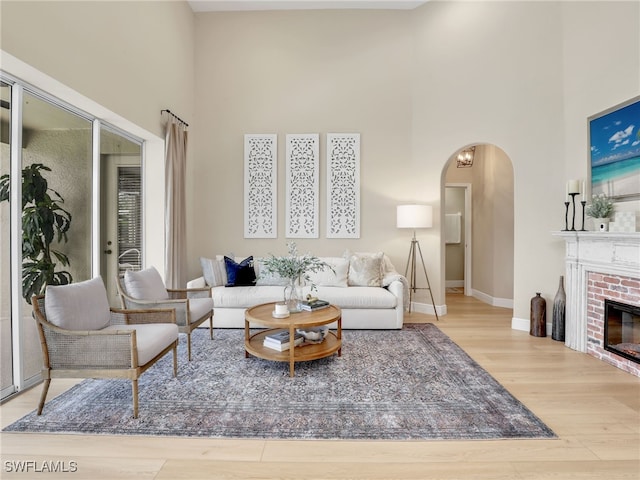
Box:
left=45, top=277, right=111, bottom=330
left=200, top=257, right=227, bottom=287
left=255, top=258, right=289, bottom=286
left=347, top=252, right=384, bottom=287
left=124, top=266, right=169, bottom=300
left=307, top=257, right=349, bottom=287
left=224, top=256, right=257, bottom=287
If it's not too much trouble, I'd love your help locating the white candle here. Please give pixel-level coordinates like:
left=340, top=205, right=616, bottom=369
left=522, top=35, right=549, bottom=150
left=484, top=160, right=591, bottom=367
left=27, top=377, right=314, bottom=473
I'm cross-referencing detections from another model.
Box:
left=275, top=303, right=288, bottom=315
left=581, top=180, right=586, bottom=196
left=567, top=179, right=580, bottom=194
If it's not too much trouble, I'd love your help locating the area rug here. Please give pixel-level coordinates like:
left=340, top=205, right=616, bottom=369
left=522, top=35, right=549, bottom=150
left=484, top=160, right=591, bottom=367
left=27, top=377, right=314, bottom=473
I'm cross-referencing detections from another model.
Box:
left=4, top=324, right=555, bottom=440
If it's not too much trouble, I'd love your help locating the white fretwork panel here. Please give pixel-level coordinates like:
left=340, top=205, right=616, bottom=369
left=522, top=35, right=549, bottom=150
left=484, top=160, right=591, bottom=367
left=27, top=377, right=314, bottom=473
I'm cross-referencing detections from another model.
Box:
left=244, top=134, right=277, bottom=238
left=286, top=134, right=319, bottom=238
left=326, top=133, right=360, bottom=238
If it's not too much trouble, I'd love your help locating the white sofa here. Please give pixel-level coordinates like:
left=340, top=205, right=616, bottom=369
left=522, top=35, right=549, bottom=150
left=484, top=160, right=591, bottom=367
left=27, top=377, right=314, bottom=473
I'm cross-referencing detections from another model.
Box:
left=188, top=253, right=408, bottom=329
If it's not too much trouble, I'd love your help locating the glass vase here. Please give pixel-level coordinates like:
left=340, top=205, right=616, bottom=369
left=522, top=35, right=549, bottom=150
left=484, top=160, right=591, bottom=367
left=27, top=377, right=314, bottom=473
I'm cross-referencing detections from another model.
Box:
left=284, top=277, right=303, bottom=313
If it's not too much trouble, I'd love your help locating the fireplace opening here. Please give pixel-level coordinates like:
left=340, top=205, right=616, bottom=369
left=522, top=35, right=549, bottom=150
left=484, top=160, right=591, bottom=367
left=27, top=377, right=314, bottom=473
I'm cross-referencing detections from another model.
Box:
left=604, top=299, right=640, bottom=364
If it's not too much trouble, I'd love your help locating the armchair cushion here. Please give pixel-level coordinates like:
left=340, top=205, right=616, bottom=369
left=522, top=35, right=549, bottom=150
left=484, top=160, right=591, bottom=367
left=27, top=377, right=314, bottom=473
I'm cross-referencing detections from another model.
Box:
left=103, top=323, right=178, bottom=365
left=45, top=277, right=111, bottom=330
left=124, top=267, right=169, bottom=300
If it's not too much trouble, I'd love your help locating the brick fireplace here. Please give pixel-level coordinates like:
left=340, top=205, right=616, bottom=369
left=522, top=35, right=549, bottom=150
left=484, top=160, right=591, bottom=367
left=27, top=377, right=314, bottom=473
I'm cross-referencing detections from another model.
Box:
left=586, top=272, right=640, bottom=376
left=556, top=232, right=640, bottom=377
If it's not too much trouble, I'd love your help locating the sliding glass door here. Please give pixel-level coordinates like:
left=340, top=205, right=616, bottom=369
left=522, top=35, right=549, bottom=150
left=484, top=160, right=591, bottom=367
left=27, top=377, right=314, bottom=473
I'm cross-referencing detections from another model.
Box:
left=0, top=81, right=13, bottom=398
left=0, top=74, right=144, bottom=401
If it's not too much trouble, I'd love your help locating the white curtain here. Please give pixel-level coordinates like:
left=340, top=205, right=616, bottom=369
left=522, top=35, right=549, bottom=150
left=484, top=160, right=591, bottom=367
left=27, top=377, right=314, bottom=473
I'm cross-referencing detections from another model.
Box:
left=164, top=117, right=188, bottom=288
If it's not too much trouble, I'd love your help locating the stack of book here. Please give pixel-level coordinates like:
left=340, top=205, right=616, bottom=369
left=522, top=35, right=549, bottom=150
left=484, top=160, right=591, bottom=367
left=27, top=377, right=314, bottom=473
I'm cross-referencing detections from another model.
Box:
left=299, top=299, right=330, bottom=311
left=263, top=329, right=304, bottom=351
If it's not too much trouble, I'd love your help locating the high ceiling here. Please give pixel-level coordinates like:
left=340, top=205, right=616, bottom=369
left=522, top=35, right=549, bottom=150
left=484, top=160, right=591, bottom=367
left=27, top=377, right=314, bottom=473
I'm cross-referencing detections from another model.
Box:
left=187, top=0, right=429, bottom=12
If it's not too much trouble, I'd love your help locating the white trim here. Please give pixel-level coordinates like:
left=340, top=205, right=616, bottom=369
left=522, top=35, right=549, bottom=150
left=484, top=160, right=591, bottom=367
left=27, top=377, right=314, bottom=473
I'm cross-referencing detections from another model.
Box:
left=412, top=301, right=447, bottom=317
left=10, top=83, right=23, bottom=394
left=92, top=120, right=101, bottom=277
left=445, top=280, right=464, bottom=288
left=512, top=316, right=553, bottom=335
left=471, top=289, right=514, bottom=309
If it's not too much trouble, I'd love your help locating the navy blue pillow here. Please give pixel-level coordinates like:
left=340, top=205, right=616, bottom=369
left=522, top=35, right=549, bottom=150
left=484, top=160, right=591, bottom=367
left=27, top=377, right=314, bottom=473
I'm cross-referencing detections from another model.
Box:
left=224, top=256, right=256, bottom=287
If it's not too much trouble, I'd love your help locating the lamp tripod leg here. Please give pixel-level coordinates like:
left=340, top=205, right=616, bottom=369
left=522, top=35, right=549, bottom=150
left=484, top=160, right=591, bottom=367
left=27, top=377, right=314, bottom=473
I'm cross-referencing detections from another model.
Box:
left=404, top=239, right=417, bottom=312
left=415, top=239, right=439, bottom=321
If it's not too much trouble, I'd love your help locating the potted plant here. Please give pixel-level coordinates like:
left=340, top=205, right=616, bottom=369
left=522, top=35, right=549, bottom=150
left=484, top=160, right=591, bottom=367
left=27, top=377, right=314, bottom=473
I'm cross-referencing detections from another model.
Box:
left=260, top=242, right=331, bottom=312
left=585, top=193, right=614, bottom=231
left=0, top=163, right=73, bottom=303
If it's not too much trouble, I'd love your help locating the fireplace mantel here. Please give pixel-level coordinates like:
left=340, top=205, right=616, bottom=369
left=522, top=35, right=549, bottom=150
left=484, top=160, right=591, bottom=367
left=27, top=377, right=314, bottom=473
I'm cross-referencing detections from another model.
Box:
left=554, top=231, right=640, bottom=353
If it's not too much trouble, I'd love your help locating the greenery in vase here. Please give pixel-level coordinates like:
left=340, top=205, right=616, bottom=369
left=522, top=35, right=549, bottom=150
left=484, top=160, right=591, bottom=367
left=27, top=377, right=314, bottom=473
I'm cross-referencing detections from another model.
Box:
left=585, top=193, right=614, bottom=219
left=260, top=242, right=332, bottom=291
left=0, top=163, right=73, bottom=303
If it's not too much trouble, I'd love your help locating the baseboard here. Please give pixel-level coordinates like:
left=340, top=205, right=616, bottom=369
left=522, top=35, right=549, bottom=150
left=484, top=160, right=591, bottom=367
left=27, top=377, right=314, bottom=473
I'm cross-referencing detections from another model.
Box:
left=445, top=280, right=464, bottom=288
left=512, top=317, right=553, bottom=335
left=411, top=302, right=447, bottom=317
left=471, top=289, right=513, bottom=309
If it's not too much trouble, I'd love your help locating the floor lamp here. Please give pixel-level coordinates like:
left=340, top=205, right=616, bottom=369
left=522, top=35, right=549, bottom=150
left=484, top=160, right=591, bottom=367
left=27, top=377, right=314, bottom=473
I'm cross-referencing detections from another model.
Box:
left=397, top=205, right=439, bottom=320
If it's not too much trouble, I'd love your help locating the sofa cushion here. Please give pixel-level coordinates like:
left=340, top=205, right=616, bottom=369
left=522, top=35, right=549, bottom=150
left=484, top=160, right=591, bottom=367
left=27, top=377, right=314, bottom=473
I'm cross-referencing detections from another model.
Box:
left=200, top=257, right=227, bottom=287
left=212, top=285, right=286, bottom=308
left=103, top=323, right=178, bottom=365
left=347, top=252, right=383, bottom=287
left=189, top=297, right=214, bottom=323
left=307, top=257, right=349, bottom=287
left=224, top=256, right=257, bottom=287
left=45, top=277, right=111, bottom=330
left=124, top=266, right=169, bottom=300
left=316, top=286, right=397, bottom=309
left=211, top=284, right=396, bottom=310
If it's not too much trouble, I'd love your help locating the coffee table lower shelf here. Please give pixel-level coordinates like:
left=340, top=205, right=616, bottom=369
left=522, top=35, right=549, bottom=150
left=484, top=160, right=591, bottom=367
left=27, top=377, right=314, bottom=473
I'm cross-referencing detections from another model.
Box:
left=245, top=329, right=342, bottom=376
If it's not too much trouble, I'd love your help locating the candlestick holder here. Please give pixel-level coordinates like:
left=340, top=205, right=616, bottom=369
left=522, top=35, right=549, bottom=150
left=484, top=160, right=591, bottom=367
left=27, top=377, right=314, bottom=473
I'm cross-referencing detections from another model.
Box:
left=579, top=200, right=587, bottom=231
left=562, top=202, right=570, bottom=231
left=569, top=192, right=579, bottom=231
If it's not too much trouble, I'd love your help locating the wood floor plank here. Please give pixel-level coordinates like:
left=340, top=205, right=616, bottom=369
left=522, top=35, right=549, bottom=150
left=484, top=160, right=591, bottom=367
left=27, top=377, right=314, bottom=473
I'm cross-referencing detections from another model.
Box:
left=1, top=294, right=638, bottom=480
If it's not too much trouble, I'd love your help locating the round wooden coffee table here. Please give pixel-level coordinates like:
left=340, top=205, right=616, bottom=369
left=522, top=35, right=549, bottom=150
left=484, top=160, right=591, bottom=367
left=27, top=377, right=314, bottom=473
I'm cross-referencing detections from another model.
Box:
left=244, top=302, right=342, bottom=377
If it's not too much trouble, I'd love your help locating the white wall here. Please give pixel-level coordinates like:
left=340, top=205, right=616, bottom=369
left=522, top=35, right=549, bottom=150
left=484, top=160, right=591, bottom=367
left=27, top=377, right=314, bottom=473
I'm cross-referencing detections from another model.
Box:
left=191, top=10, right=414, bottom=278
left=1, top=1, right=637, bottom=323
left=412, top=0, right=638, bottom=322
left=0, top=0, right=197, bottom=279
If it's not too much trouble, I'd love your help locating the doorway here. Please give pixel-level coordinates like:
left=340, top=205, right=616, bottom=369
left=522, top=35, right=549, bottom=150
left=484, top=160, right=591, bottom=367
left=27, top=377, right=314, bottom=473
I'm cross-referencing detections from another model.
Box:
left=444, top=184, right=471, bottom=296
left=99, top=127, right=142, bottom=306
left=443, top=144, right=514, bottom=308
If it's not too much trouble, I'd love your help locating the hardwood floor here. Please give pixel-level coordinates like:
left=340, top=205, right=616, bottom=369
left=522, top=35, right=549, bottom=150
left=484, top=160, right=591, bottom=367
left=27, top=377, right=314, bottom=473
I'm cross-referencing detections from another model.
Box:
left=1, top=294, right=639, bottom=479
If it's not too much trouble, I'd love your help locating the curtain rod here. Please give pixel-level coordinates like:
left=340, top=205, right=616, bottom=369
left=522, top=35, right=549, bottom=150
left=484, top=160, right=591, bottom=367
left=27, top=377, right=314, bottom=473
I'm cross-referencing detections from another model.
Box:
left=161, top=109, right=189, bottom=127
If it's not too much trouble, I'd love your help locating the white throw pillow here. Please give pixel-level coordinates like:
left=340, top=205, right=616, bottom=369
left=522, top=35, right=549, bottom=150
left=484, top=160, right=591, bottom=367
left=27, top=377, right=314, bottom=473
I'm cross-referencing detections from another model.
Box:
left=200, top=257, right=227, bottom=287
left=255, top=258, right=288, bottom=286
left=307, top=257, right=349, bottom=287
left=347, top=252, right=384, bottom=287
left=45, top=277, right=111, bottom=330
left=124, top=266, right=169, bottom=300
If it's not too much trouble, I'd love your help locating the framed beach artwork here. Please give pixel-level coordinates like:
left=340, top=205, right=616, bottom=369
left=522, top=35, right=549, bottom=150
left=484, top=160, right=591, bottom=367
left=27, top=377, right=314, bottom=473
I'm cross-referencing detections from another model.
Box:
left=588, top=96, right=640, bottom=202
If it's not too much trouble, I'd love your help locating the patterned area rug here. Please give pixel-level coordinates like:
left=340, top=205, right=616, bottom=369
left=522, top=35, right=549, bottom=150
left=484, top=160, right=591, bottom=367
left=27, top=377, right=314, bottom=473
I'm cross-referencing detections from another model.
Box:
left=4, top=324, right=555, bottom=440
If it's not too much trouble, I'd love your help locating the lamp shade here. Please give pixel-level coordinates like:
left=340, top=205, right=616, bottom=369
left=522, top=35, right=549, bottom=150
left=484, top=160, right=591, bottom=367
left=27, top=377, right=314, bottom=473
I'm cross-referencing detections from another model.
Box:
left=397, top=204, right=433, bottom=229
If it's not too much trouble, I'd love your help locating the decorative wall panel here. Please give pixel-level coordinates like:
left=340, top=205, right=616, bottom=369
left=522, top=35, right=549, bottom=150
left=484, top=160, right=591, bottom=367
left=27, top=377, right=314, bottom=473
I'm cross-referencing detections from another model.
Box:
left=326, top=133, right=360, bottom=238
left=244, top=134, right=277, bottom=238
left=286, top=134, right=319, bottom=238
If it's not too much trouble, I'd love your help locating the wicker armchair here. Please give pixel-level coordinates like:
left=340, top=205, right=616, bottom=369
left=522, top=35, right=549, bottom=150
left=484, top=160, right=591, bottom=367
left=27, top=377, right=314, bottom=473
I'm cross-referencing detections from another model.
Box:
left=33, top=277, right=179, bottom=419
left=116, top=267, right=214, bottom=361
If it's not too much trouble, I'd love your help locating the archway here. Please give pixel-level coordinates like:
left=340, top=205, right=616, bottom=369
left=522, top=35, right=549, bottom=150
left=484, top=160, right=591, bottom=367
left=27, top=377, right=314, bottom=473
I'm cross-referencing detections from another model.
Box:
left=441, top=144, right=515, bottom=310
